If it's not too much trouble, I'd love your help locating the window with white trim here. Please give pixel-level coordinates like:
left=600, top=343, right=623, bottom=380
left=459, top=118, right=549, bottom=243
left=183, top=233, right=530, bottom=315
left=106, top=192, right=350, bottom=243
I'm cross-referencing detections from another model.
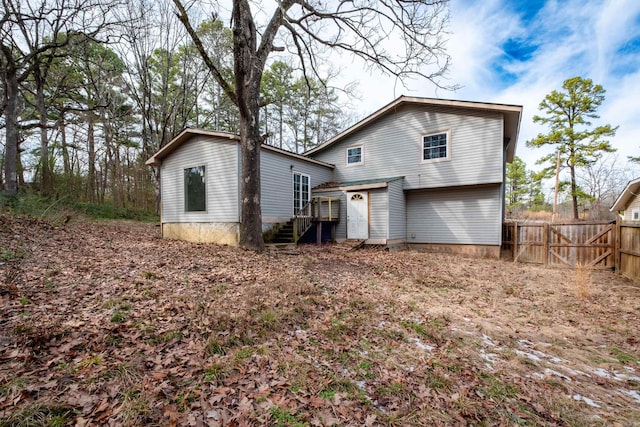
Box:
left=422, top=131, right=450, bottom=162
left=632, top=208, right=640, bottom=221
left=293, top=172, right=310, bottom=215
left=346, top=146, right=363, bottom=165
left=184, top=165, right=206, bottom=212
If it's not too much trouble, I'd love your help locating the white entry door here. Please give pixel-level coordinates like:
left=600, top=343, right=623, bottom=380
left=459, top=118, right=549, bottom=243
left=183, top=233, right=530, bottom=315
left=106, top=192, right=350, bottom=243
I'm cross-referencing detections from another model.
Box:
left=347, top=192, right=369, bottom=239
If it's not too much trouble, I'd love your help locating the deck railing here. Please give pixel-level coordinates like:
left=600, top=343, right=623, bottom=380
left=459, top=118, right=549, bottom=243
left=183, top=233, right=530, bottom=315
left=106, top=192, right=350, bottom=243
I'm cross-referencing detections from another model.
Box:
left=293, top=201, right=313, bottom=242
left=311, top=196, right=340, bottom=222
left=292, top=196, right=340, bottom=242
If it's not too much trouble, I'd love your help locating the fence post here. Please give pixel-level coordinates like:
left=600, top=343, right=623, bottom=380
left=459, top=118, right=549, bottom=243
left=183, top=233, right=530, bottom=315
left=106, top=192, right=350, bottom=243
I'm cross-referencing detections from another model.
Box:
left=513, top=222, right=518, bottom=261
left=543, top=222, right=549, bottom=266
left=615, top=218, right=621, bottom=273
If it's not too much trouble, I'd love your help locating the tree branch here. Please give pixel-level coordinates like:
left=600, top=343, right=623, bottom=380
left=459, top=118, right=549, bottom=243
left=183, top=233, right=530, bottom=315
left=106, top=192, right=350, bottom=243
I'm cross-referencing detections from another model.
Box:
left=172, top=0, right=237, bottom=106
left=278, top=0, right=455, bottom=90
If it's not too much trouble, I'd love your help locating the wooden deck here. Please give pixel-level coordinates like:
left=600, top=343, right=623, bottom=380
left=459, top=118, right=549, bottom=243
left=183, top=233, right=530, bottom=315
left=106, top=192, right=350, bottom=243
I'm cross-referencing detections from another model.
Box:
left=265, top=196, right=341, bottom=245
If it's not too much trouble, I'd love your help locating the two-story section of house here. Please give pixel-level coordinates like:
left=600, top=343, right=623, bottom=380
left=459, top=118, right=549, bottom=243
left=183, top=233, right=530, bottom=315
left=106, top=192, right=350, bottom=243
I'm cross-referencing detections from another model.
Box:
left=305, top=96, right=522, bottom=258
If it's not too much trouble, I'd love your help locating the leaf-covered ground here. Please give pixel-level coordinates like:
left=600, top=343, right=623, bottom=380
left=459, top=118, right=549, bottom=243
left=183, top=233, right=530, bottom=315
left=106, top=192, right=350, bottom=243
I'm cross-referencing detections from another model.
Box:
left=1, top=215, right=639, bottom=426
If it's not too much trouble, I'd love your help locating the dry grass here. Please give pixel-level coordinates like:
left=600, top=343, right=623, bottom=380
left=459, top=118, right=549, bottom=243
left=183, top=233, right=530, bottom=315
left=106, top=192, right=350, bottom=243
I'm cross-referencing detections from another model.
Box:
left=574, top=262, right=593, bottom=300
left=1, top=217, right=639, bottom=425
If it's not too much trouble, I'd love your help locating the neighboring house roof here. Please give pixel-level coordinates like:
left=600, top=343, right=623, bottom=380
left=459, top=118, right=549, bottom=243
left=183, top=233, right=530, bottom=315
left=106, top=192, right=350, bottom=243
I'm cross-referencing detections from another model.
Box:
left=145, top=128, right=334, bottom=168
left=313, top=176, right=404, bottom=192
left=610, top=177, right=640, bottom=211
left=304, top=95, right=523, bottom=162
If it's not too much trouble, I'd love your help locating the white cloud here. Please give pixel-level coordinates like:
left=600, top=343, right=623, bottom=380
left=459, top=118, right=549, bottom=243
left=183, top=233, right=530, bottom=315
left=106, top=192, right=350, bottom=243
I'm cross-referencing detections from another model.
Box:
left=310, top=0, right=640, bottom=175
left=445, top=0, right=518, bottom=97
left=433, top=1, right=639, bottom=172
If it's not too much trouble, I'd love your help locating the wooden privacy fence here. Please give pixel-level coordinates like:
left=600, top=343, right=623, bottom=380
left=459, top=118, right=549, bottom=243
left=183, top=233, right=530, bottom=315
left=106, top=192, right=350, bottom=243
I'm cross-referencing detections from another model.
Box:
left=503, top=219, right=640, bottom=280
left=502, top=220, right=616, bottom=270
left=616, top=221, right=640, bottom=280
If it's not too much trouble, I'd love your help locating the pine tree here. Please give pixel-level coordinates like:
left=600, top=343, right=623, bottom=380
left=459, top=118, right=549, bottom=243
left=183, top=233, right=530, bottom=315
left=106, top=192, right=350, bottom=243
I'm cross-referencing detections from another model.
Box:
left=527, top=77, right=617, bottom=219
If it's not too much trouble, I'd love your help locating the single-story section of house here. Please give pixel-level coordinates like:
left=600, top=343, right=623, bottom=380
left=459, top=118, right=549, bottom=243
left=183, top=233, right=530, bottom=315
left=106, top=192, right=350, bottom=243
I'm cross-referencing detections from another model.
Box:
left=145, top=129, right=334, bottom=244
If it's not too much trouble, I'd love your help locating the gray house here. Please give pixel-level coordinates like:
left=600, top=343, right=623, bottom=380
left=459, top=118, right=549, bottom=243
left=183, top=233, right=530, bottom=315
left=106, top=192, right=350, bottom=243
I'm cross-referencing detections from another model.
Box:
left=147, top=96, right=522, bottom=258
left=610, top=178, right=640, bottom=221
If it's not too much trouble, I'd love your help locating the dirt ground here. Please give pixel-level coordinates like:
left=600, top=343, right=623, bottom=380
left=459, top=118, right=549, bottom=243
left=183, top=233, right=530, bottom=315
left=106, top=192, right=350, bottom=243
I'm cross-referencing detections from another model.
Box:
left=1, top=216, right=639, bottom=426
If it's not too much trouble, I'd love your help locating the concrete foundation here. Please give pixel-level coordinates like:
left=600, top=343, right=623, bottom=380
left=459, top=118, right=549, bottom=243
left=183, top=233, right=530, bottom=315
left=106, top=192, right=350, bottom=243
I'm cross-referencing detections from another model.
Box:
left=162, top=222, right=239, bottom=245
left=407, top=243, right=501, bottom=259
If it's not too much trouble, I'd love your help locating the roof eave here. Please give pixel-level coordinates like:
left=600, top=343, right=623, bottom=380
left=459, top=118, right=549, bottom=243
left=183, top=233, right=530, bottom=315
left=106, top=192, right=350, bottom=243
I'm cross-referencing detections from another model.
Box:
left=145, top=128, right=240, bottom=166
left=305, top=97, right=405, bottom=156
left=145, top=128, right=334, bottom=169
left=305, top=95, right=523, bottom=157
left=261, top=144, right=334, bottom=168
left=610, top=178, right=640, bottom=211
left=504, top=109, right=522, bottom=163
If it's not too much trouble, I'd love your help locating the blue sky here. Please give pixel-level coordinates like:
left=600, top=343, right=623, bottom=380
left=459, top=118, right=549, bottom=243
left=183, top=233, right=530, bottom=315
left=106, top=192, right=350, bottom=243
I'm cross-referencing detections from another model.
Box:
left=344, top=0, right=640, bottom=176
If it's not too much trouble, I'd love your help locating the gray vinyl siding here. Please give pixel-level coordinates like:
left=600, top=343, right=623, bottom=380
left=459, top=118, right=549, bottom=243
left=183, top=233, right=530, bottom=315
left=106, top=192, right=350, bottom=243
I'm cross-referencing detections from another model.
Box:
left=317, top=187, right=395, bottom=241
left=260, top=149, right=334, bottom=219
left=369, top=189, right=388, bottom=240
left=406, top=185, right=502, bottom=245
left=625, top=195, right=640, bottom=220
left=161, top=136, right=239, bottom=223
left=388, top=179, right=406, bottom=240
left=311, top=104, right=504, bottom=189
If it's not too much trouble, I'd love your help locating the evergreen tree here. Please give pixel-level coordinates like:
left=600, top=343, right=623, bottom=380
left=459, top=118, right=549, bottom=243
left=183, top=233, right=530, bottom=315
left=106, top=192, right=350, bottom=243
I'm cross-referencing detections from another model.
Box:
left=527, top=77, right=617, bottom=219
left=505, top=156, right=528, bottom=213
left=505, top=156, right=549, bottom=216
left=527, top=171, right=548, bottom=211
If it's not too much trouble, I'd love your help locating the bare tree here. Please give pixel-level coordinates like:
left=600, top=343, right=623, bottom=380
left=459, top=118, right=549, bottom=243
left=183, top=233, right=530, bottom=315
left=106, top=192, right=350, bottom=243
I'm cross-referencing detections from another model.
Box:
left=0, top=0, right=120, bottom=196
left=118, top=0, right=203, bottom=212
left=577, top=154, right=635, bottom=219
left=172, top=0, right=453, bottom=251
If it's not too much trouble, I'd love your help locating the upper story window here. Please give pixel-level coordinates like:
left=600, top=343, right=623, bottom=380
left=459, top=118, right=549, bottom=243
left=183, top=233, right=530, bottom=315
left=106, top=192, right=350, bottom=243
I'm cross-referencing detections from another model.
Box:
left=422, top=131, right=450, bottom=162
left=632, top=208, right=640, bottom=221
left=346, top=145, right=363, bottom=165
left=184, top=165, right=206, bottom=212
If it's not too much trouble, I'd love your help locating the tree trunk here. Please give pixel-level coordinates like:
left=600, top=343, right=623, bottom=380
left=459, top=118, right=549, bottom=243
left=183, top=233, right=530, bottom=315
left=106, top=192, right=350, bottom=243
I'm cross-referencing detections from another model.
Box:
left=59, top=115, right=71, bottom=178
left=279, top=105, right=284, bottom=150
left=234, top=0, right=264, bottom=251
left=238, top=105, right=263, bottom=250
left=32, top=70, right=54, bottom=195
left=2, top=48, right=19, bottom=196
left=303, top=112, right=309, bottom=153
left=87, top=114, right=96, bottom=202
left=102, top=108, right=122, bottom=207
left=153, top=167, right=160, bottom=214
left=570, top=164, right=579, bottom=219
left=99, top=152, right=107, bottom=203
left=17, top=154, right=25, bottom=188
